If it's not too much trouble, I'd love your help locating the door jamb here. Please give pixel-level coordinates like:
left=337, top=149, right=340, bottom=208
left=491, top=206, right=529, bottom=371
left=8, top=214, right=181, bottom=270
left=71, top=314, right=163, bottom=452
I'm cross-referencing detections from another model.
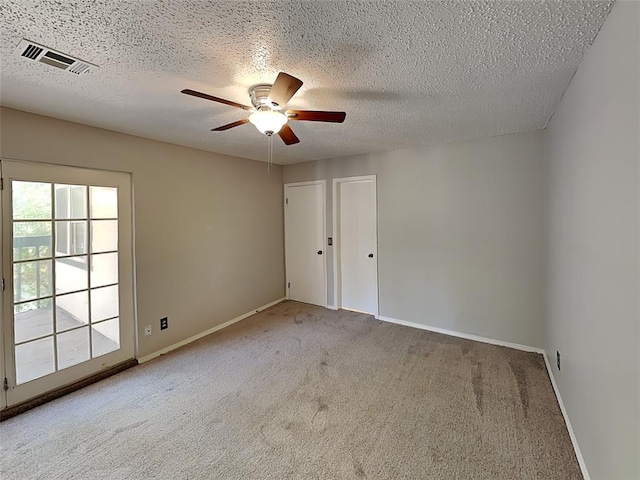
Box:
left=0, top=160, right=5, bottom=409
left=283, top=180, right=327, bottom=307
left=332, top=175, right=379, bottom=318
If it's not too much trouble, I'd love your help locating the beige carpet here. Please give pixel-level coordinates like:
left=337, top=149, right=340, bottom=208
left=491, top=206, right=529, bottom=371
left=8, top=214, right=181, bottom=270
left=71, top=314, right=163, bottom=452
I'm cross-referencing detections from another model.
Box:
left=0, top=301, right=581, bottom=479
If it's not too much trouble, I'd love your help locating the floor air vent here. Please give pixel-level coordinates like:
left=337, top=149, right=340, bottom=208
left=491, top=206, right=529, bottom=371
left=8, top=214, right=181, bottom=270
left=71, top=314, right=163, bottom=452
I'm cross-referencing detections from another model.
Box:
left=15, top=39, right=98, bottom=75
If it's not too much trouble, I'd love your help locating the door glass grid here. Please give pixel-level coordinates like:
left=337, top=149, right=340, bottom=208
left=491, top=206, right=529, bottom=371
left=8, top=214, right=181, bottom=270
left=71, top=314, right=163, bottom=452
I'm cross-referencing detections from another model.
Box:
left=12, top=181, right=121, bottom=385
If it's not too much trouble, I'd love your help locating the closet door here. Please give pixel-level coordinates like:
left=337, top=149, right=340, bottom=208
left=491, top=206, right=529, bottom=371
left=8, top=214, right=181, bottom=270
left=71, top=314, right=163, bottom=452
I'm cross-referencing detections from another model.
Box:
left=334, top=176, right=378, bottom=316
left=284, top=181, right=326, bottom=307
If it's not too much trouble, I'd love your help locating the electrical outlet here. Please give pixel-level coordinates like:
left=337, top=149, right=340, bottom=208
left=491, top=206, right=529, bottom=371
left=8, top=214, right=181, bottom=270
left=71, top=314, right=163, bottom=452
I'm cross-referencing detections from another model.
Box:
left=556, top=351, right=561, bottom=371
left=160, top=317, right=168, bottom=330
left=144, top=325, right=152, bottom=337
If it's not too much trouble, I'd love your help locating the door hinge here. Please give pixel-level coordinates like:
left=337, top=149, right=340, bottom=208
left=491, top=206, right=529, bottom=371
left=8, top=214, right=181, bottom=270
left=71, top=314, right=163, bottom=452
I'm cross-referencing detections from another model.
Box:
left=3, top=378, right=8, bottom=391
left=0, top=178, right=3, bottom=190
left=285, top=197, right=288, bottom=205
left=1, top=278, right=4, bottom=292
left=287, top=282, right=291, bottom=288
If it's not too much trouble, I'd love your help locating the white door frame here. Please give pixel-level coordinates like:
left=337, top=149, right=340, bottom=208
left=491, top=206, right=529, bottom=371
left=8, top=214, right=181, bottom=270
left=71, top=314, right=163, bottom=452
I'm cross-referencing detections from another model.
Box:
left=1, top=159, right=137, bottom=407
left=0, top=160, right=5, bottom=410
left=332, top=175, right=379, bottom=317
left=283, top=180, right=327, bottom=307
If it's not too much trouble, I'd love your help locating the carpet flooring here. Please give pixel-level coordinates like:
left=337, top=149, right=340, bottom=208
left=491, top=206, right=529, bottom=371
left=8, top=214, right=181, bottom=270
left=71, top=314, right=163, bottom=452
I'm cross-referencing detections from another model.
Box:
left=0, top=301, right=581, bottom=479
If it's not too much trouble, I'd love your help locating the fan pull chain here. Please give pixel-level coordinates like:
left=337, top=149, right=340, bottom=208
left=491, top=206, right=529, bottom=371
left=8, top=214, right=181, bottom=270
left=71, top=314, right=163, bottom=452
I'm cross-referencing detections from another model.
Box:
left=267, top=134, right=274, bottom=173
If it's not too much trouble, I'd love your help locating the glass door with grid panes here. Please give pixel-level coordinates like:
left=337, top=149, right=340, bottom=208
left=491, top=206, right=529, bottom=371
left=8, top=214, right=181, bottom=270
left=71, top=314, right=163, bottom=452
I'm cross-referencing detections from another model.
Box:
left=1, top=160, right=134, bottom=407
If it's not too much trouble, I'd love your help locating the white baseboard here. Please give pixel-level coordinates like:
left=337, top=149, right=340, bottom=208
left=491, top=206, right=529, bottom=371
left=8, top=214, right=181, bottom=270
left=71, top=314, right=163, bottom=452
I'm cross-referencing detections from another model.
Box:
left=375, top=313, right=587, bottom=479
left=138, top=297, right=286, bottom=364
left=376, top=315, right=545, bottom=354
left=542, top=353, right=590, bottom=480
left=326, top=305, right=338, bottom=310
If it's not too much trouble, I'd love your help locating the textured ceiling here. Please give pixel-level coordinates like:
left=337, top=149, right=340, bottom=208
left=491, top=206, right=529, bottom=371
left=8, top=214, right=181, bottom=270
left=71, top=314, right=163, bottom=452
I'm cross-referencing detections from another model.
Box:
left=0, top=1, right=613, bottom=165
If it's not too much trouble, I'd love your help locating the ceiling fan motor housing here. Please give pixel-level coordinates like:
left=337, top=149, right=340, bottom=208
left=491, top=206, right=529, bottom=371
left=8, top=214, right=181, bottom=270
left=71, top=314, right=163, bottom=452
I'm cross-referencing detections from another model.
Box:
left=250, top=84, right=279, bottom=110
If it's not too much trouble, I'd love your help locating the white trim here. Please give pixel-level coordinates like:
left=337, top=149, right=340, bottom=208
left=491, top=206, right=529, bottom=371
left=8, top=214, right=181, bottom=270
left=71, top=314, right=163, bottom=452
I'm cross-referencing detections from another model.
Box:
left=283, top=180, right=327, bottom=307
left=326, top=305, right=338, bottom=310
left=0, top=160, right=5, bottom=410
left=332, top=179, right=338, bottom=309
left=283, top=180, right=326, bottom=188
left=130, top=177, right=140, bottom=359
left=377, top=314, right=545, bottom=354
left=332, top=175, right=378, bottom=183
left=137, top=297, right=286, bottom=364
left=332, top=175, right=379, bottom=317
left=542, top=352, right=591, bottom=480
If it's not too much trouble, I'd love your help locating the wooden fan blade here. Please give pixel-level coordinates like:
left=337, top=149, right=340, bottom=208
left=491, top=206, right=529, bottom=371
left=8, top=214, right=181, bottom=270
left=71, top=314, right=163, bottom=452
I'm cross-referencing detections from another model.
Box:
left=278, top=124, right=300, bottom=145
left=286, top=110, right=346, bottom=123
left=211, top=118, right=249, bottom=131
left=268, top=72, right=303, bottom=108
left=181, top=89, right=252, bottom=111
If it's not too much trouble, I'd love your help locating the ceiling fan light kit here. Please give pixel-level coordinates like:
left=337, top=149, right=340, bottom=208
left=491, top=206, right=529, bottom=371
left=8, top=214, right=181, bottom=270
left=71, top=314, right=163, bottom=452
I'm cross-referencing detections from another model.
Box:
left=248, top=109, right=288, bottom=135
left=181, top=71, right=346, bottom=147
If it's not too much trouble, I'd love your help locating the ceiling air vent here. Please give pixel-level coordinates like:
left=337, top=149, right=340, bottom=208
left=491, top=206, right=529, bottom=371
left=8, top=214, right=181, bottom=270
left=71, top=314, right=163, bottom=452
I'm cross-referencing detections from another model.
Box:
left=15, top=39, right=98, bottom=75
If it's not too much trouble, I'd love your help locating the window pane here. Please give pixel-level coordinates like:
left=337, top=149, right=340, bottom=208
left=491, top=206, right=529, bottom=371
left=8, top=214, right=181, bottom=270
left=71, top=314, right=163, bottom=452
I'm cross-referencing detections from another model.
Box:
left=91, top=252, right=118, bottom=288
left=14, top=298, right=53, bottom=344
left=57, top=327, right=90, bottom=370
left=13, top=222, right=52, bottom=260
left=14, top=260, right=52, bottom=303
left=16, top=337, right=55, bottom=384
left=91, top=220, right=118, bottom=253
left=56, top=291, right=89, bottom=332
left=92, top=318, right=120, bottom=357
left=55, top=257, right=88, bottom=294
left=90, top=187, right=117, bottom=219
left=55, top=184, right=87, bottom=219
left=55, top=221, right=87, bottom=256
left=91, top=285, right=119, bottom=322
left=12, top=181, right=51, bottom=220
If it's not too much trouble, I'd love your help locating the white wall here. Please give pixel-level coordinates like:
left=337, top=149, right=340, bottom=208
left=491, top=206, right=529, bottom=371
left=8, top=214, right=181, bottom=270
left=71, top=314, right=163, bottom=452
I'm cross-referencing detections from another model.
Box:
left=0, top=107, right=285, bottom=358
left=544, top=2, right=640, bottom=478
left=284, top=131, right=547, bottom=348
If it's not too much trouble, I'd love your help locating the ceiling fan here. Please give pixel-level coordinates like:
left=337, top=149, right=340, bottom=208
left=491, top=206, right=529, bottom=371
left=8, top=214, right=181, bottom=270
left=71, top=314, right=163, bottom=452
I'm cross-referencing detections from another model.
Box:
left=181, top=72, right=346, bottom=145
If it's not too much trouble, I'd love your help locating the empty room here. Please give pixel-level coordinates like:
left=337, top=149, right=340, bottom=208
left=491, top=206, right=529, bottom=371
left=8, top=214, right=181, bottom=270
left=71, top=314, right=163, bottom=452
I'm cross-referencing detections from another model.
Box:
left=0, top=1, right=638, bottom=479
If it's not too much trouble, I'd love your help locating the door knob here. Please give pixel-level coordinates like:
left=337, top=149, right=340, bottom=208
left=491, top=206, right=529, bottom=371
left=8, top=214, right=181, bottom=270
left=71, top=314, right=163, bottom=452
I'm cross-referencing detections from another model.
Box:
left=368, top=253, right=374, bottom=258
left=318, top=250, right=323, bottom=255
